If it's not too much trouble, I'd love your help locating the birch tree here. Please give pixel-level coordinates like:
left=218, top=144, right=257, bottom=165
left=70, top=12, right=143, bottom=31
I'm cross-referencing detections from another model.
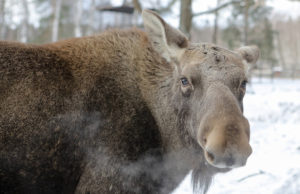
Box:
left=52, top=0, right=62, bottom=42
left=20, top=0, right=29, bottom=42
left=0, top=0, right=6, bottom=39
left=74, top=0, right=82, bottom=37
left=86, top=0, right=96, bottom=36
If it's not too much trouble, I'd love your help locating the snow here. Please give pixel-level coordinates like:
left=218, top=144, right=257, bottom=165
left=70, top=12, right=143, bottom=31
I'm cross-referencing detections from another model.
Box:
left=173, top=78, right=300, bottom=194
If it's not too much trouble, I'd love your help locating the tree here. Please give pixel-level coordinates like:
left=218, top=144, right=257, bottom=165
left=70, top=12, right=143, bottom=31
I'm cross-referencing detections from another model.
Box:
left=192, top=0, right=243, bottom=40
left=179, top=0, right=192, bottom=37
left=86, top=0, right=96, bottom=36
left=222, top=0, right=275, bottom=82
left=74, top=0, right=83, bottom=37
left=243, top=0, right=249, bottom=45
left=52, top=0, right=62, bottom=42
left=0, top=0, right=6, bottom=39
left=20, top=0, right=29, bottom=42
left=193, top=0, right=242, bottom=16
left=133, top=0, right=142, bottom=13
left=212, top=0, right=222, bottom=44
left=222, top=20, right=242, bottom=49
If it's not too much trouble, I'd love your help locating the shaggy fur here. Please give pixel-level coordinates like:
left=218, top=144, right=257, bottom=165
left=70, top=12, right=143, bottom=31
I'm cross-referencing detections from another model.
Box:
left=0, top=10, right=259, bottom=194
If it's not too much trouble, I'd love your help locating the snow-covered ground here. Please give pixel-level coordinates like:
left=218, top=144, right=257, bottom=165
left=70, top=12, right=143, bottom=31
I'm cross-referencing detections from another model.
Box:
left=173, top=78, right=300, bottom=194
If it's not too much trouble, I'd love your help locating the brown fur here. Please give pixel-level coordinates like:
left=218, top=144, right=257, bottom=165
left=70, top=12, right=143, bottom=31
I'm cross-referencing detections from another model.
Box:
left=0, top=10, right=259, bottom=194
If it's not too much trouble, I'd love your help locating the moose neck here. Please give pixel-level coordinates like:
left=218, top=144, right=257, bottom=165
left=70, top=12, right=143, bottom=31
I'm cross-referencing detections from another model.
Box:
left=136, top=48, right=199, bottom=188
left=136, top=44, right=186, bottom=153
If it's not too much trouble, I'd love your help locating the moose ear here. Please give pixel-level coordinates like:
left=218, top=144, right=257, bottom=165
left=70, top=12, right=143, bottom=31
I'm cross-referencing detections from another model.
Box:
left=236, top=45, right=260, bottom=64
left=142, top=9, right=188, bottom=62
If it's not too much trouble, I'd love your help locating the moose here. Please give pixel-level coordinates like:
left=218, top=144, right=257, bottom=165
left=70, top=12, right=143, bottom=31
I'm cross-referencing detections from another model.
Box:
left=0, top=10, right=259, bottom=194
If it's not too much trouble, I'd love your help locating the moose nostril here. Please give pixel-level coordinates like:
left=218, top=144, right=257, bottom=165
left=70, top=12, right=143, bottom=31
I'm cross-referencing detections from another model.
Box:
left=206, top=151, right=215, bottom=162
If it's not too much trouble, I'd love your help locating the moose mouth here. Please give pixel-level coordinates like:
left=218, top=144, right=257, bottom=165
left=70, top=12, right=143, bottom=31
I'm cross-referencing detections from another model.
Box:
left=203, top=147, right=250, bottom=169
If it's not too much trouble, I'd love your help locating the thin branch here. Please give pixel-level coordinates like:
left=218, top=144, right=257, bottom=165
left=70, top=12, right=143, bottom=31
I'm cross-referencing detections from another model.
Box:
left=156, top=0, right=178, bottom=13
left=193, top=0, right=242, bottom=17
left=237, top=170, right=265, bottom=182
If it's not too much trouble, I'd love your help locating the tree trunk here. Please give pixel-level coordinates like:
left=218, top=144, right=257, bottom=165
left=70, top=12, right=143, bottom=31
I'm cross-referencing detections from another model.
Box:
left=20, top=0, right=29, bottom=42
left=275, top=32, right=286, bottom=70
left=74, top=0, right=83, bottom=37
left=52, top=0, right=62, bottom=42
left=243, top=0, right=249, bottom=45
left=0, top=0, right=6, bottom=39
left=212, top=0, right=221, bottom=44
left=179, top=0, right=192, bottom=38
left=133, top=0, right=142, bottom=13
left=86, top=0, right=96, bottom=36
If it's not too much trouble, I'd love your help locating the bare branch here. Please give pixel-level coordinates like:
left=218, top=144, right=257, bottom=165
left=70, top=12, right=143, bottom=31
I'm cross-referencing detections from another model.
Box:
left=193, top=0, right=242, bottom=17
left=156, top=0, right=178, bottom=13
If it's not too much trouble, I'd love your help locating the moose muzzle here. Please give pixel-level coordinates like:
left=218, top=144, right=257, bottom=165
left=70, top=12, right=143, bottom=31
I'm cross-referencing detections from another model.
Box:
left=198, top=84, right=252, bottom=168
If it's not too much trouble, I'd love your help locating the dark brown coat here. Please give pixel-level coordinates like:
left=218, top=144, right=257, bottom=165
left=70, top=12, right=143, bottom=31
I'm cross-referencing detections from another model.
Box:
left=0, top=10, right=259, bottom=194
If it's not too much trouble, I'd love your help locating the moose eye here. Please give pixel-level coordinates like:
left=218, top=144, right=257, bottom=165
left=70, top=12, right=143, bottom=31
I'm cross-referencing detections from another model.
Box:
left=181, top=77, right=189, bottom=86
left=240, top=80, right=247, bottom=89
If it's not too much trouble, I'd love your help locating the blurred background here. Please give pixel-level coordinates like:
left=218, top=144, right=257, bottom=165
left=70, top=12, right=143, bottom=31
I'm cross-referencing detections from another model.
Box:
left=0, top=0, right=300, bottom=79
left=1, top=0, right=299, bottom=193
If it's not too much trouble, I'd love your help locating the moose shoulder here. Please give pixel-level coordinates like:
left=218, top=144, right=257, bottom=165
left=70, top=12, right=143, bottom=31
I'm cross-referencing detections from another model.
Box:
left=0, top=10, right=259, bottom=194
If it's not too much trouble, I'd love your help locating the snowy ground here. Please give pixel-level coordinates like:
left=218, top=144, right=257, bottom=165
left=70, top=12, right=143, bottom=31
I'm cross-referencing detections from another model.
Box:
left=173, top=78, right=300, bottom=194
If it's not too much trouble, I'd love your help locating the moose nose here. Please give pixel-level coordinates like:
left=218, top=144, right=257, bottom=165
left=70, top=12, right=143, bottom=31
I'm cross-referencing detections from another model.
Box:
left=205, top=151, right=236, bottom=167
left=202, top=123, right=252, bottom=168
